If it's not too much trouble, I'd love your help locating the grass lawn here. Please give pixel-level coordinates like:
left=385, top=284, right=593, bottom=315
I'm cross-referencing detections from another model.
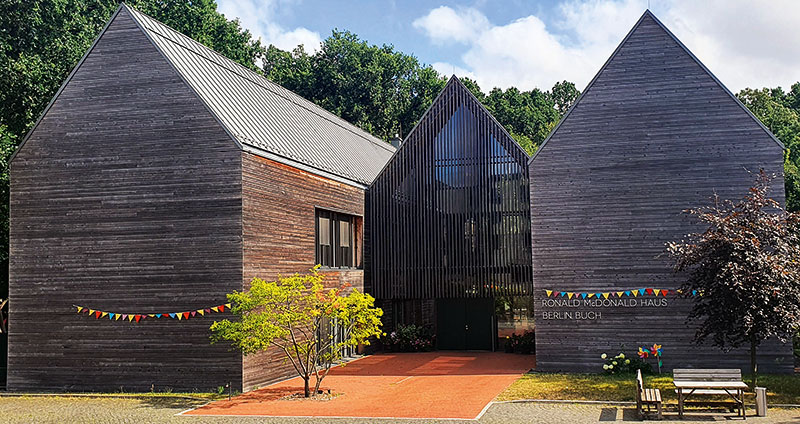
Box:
left=498, top=372, right=800, bottom=405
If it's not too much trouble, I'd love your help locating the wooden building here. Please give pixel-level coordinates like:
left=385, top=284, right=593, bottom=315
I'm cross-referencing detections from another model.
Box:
left=8, top=4, right=394, bottom=392
left=529, top=11, right=793, bottom=372
left=365, top=77, right=534, bottom=350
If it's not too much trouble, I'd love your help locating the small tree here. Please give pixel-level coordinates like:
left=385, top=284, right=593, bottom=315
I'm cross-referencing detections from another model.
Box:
left=667, top=171, right=800, bottom=386
left=210, top=267, right=383, bottom=397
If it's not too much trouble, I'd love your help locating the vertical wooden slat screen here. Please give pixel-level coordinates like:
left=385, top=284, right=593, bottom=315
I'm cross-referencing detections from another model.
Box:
left=365, top=77, right=533, bottom=300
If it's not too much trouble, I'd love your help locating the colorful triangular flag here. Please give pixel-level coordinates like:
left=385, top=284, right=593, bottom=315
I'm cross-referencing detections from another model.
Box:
left=546, top=290, right=553, bottom=297
left=182, top=312, right=190, bottom=320
left=616, top=291, right=624, bottom=297
left=109, top=313, right=115, bottom=320
left=197, top=309, right=204, bottom=316
left=128, top=315, right=134, bottom=322
left=76, top=306, right=84, bottom=313
left=603, top=293, right=610, bottom=299
left=653, top=289, right=661, bottom=296
left=211, top=306, right=219, bottom=313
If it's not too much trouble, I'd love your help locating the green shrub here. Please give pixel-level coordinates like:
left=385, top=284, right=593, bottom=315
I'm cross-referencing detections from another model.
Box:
left=386, top=324, right=434, bottom=352
left=600, top=351, right=652, bottom=374
left=505, top=331, right=536, bottom=354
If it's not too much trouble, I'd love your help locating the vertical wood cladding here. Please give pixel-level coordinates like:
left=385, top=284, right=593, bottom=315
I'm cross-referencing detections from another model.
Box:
left=366, top=78, right=533, bottom=300
left=241, top=152, right=365, bottom=391
left=8, top=10, right=243, bottom=391
left=529, top=13, right=792, bottom=373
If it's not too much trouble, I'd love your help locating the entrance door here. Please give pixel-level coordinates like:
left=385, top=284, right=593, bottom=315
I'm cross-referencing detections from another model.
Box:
left=436, top=298, right=494, bottom=350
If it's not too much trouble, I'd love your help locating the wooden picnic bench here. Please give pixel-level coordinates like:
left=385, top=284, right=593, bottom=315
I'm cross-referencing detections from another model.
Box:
left=673, top=369, right=748, bottom=419
left=636, top=369, right=663, bottom=420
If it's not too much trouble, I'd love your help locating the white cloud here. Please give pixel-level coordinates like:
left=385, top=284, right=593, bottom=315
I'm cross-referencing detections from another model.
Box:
left=217, top=0, right=322, bottom=52
left=412, top=6, right=490, bottom=44
left=413, top=1, right=800, bottom=92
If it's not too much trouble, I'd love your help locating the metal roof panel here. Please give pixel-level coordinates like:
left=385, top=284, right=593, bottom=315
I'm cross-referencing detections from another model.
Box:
left=124, top=5, right=394, bottom=185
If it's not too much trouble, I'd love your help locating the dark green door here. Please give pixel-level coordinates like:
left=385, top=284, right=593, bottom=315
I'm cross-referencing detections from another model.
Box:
left=436, top=298, right=494, bottom=350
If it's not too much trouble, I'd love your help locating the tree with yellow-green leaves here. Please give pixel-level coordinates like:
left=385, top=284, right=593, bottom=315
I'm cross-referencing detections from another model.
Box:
left=210, top=267, right=383, bottom=398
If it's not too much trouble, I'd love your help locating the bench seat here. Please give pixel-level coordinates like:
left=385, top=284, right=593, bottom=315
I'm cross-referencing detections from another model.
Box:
left=675, top=389, right=739, bottom=396
left=643, top=388, right=662, bottom=403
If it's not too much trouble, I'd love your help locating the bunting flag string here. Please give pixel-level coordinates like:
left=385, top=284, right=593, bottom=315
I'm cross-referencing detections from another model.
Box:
left=73, top=303, right=232, bottom=323
left=542, top=288, right=701, bottom=299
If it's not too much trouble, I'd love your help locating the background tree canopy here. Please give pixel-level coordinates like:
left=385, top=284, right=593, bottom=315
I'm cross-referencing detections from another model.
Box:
left=0, top=0, right=798, bottom=296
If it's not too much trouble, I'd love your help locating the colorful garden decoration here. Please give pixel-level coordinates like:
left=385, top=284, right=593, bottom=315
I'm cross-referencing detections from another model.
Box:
left=73, top=303, right=231, bottom=323
left=638, top=343, right=663, bottom=373
left=543, top=288, right=697, bottom=299
left=0, top=298, right=7, bottom=334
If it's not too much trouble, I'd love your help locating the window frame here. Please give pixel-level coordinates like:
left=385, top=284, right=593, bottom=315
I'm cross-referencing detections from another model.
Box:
left=315, top=208, right=360, bottom=269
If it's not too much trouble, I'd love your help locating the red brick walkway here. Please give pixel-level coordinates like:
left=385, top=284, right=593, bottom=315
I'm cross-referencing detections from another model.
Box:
left=185, top=351, right=535, bottom=419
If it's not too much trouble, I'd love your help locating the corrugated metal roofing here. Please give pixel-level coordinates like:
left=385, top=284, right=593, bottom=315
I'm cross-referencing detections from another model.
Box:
left=124, top=4, right=395, bottom=186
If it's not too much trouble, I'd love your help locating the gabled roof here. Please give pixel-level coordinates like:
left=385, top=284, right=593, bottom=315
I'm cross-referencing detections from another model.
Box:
left=529, top=9, right=784, bottom=164
left=124, top=4, right=395, bottom=185
left=372, top=76, right=530, bottom=185
left=13, top=3, right=394, bottom=187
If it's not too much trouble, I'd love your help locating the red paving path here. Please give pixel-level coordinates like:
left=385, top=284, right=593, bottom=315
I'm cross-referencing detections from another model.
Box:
left=185, top=352, right=535, bottom=419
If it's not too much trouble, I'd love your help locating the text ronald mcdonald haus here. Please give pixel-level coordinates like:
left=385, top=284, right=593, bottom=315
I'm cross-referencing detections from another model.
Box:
left=540, top=297, right=669, bottom=320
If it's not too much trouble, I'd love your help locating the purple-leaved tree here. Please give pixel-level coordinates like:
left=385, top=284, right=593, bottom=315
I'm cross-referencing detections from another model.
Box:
left=667, top=171, right=800, bottom=386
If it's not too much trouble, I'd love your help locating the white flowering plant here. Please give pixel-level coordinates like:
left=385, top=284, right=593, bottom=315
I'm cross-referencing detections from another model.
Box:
left=600, top=351, right=651, bottom=374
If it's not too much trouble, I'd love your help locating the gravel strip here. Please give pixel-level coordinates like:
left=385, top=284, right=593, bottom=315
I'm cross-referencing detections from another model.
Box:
left=2, top=395, right=800, bottom=423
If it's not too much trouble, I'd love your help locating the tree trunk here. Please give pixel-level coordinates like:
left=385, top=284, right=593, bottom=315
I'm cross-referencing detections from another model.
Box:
left=750, top=337, right=758, bottom=388
left=303, top=376, right=310, bottom=398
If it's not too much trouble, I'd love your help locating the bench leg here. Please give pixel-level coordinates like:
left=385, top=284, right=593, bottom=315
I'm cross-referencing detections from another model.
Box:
left=740, top=389, right=746, bottom=420
left=657, top=402, right=663, bottom=420
left=678, top=388, right=684, bottom=419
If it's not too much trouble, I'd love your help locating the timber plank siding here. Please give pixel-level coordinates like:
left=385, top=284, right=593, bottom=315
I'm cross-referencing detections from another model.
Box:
left=9, top=9, right=244, bottom=391
left=529, top=12, right=793, bottom=373
left=7, top=5, right=387, bottom=392
left=241, top=152, right=365, bottom=391
left=366, top=77, right=533, bottom=302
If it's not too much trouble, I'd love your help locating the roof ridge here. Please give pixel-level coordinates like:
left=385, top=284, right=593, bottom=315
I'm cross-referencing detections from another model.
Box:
left=529, top=9, right=783, bottom=164
left=122, top=4, right=394, bottom=154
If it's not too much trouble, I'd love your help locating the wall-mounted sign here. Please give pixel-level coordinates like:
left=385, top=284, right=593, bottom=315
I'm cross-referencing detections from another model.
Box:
left=539, top=288, right=694, bottom=321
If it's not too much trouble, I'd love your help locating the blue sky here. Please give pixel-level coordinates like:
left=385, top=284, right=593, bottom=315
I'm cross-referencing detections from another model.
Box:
left=217, top=0, right=800, bottom=93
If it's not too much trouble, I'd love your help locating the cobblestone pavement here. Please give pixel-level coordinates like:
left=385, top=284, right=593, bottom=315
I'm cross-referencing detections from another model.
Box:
left=1, top=396, right=799, bottom=423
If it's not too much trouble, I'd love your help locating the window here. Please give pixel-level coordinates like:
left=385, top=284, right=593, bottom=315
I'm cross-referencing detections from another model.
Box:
left=315, top=209, right=359, bottom=268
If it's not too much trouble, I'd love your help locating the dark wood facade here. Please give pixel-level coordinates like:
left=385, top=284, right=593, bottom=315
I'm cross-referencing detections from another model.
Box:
left=241, top=152, right=365, bottom=391
left=8, top=9, right=243, bottom=391
left=8, top=7, right=375, bottom=392
left=529, top=11, right=793, bottom=373
left=366, top=77, right=533, bottom=301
